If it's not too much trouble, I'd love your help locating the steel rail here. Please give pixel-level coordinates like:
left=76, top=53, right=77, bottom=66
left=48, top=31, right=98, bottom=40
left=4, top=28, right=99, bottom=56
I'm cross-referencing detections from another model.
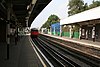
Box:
left=38, top=37, right=79, bottom=67
left=33, top=38, right=65, bottom=67
left=39, top=35, right=100, bottom=67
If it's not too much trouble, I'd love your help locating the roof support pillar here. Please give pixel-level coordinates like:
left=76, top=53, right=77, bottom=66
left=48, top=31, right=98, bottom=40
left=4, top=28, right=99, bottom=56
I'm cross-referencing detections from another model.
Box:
left=15, top=21, right=18, bottom=45
left=79, top=27, right=82, bottom=40
left=92, top=24, right=96, bottom=42
left=60, top=25, right=62, bottom=37
left=6, top=1, right=11, bottom=60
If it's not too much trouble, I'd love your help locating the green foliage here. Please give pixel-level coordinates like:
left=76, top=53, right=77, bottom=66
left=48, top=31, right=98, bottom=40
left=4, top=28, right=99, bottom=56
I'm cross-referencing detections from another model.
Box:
left=73, top=24, right=80, bottom=32
left=68, top=0, right=85, bottom=16
left=68, top=0, right=100, bottom=16
left=83, top=3, right=88, bottom=10
left=89, top=0, right=100, bottom=9
left=62, top=25, right=70, bottom=32
left=41, top=14, right=60, bottom=28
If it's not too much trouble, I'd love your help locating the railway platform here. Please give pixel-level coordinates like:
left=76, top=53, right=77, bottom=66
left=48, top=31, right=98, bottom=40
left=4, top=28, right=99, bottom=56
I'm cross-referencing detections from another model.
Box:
left=42, top=34, right=100, bottom=48
left=0, top=35, right=43, bottom=67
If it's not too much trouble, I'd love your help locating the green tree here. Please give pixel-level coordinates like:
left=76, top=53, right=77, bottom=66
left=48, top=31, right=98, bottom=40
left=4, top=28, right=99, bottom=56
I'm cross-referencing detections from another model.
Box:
left=83, top=3, right=88, bottom=10
left=68, top=0, right=87, bottom=16
left=89, top=0, right=100, bottom=9
left=42, top=14, right=60, bottom=28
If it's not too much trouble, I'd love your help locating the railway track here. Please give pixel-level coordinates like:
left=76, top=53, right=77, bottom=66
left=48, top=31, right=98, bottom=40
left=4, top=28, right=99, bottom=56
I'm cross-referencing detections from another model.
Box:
left=39, top=35, right=100, bottom=66
left=33, top=38, right=79, bottom=67
left=32, top=35, right=100, bottom=67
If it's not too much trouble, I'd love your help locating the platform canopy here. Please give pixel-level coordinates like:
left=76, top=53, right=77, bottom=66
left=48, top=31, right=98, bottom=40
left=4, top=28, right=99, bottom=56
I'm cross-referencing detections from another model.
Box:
left=60, top=6, right=100, bottom=25
left=0, top=0, right=51, bottom=27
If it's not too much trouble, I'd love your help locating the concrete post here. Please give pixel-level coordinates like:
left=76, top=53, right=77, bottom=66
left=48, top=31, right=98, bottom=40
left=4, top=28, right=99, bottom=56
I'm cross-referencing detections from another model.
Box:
left=60, top=25, right=62, bottom=37
left=6, top=2, right=11, bottom=60
left=54, top=26, right=55, bottom=35
left=86, top=29, right=88, bottom=40
left=15, top=21, right=18, bottom=45
left=71, top=26, right=74, bottom=38
left=92, top=26, right=95, bottom=42
left=50, top=26, right=52, bottom=35
left=79, top=27, right=82, bottom=40
left=69, top=26, right=72, bottom=38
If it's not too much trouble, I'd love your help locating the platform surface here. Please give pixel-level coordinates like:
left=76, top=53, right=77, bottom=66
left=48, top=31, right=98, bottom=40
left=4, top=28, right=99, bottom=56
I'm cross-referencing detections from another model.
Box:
left=0, top=36, right=43, bottom=67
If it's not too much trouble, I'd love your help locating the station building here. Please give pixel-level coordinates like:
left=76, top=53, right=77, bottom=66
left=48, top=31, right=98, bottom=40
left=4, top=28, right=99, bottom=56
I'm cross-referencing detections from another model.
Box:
left=60, top=6, right=100, bottom=42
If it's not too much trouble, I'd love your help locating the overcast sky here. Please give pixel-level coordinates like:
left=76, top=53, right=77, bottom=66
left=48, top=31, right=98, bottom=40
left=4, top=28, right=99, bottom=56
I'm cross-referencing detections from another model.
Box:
left=30, top=0, right=96, bottom=29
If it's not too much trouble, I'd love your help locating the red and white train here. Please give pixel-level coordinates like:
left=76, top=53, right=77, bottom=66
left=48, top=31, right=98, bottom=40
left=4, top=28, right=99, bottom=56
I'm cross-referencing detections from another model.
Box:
left=30, top=28, right=39, bottom=38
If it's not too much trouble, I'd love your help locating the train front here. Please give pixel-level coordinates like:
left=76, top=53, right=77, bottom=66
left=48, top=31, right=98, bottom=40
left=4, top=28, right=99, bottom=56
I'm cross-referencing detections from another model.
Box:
left=30, top=28, right=39, bottom=38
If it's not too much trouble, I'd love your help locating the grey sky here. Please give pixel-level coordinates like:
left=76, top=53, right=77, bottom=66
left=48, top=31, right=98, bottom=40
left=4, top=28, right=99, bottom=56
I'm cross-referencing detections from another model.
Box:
left=30, top=0, right=96, bottom=29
